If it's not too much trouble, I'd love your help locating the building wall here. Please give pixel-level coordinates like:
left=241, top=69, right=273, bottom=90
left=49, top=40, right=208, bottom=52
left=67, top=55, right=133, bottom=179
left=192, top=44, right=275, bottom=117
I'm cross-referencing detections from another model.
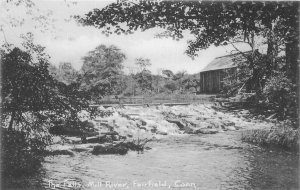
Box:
left=200, top=68, right=235, bottom=94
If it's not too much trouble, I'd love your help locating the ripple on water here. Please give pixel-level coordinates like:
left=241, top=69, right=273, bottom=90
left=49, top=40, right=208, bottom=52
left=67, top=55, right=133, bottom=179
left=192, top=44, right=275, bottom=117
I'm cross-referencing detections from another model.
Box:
left=39, top=133, right=299, bottom=190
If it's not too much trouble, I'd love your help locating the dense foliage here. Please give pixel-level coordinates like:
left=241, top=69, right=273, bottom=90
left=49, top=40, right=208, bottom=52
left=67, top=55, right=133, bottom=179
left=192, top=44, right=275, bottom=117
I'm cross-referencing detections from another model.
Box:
left=49, top=62, right=79, bottom=85
left=262, top=72, right=297, bottom=120
left=1, top=42, right=89, bottom=179
left=80, top=45, right=126, bottom=101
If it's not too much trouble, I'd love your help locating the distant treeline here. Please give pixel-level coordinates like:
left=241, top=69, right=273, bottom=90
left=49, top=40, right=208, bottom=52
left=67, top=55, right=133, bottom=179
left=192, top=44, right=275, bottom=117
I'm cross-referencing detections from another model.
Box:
left=49, top=44, right=201, bottom=103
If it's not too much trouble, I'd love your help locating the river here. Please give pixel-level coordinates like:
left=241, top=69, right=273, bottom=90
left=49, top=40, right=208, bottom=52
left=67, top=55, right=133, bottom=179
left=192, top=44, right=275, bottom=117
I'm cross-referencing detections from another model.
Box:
left=41, top=131, right=299, bottom=190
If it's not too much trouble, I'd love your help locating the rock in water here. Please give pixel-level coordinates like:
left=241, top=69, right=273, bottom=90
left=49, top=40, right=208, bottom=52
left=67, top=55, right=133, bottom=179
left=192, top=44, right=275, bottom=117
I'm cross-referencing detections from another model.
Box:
left=140, top=119, right=147, bottom=126
left=92, top=144, right=128, bottom=155
left=226, top=126, right=236, bottom=131
left=156, top=131, right=168, bottom=135
left=182, top=125, right=195, bottom=134
left=166, top=119, right=186, bottom=129
left=195, top=128, right=218, bottom=134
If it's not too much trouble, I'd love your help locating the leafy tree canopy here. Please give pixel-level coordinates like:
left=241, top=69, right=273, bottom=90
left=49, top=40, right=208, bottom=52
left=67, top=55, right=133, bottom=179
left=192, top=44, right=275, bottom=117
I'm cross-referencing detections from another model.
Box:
left=1, top=46, right=88, bottom=131
left=135, top=57, right=151, bottom=72
left=162, top=69, right=174, bottom=79
left=50, top=62, right=79, bottom=85
left=76, top=1, right=298, bottom=57
left=164, top=81, right=177, bottom=93
left=80, top=44, right=126, bottom=100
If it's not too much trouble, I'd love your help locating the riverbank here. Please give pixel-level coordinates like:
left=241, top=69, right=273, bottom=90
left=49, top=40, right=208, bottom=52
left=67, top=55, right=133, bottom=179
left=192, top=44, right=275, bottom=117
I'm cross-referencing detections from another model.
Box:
left=210, top=103, right=299, bottom=152
left=241, top=126, right=299, bottom=151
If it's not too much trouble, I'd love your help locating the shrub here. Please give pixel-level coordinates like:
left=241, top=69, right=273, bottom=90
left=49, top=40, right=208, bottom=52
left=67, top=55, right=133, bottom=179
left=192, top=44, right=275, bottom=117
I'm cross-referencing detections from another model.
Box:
left=262, top=72, right=297, bottom=120
left=1, top=129, right=49, bottom=178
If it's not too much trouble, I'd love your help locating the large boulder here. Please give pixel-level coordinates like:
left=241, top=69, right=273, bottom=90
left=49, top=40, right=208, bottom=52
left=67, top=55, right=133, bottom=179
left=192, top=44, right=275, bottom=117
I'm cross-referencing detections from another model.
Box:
left=92, top=144, right=128, bottom=155
left=91, top=141, right=146, bottom=155
left=195, top=128, right=218, bottom=134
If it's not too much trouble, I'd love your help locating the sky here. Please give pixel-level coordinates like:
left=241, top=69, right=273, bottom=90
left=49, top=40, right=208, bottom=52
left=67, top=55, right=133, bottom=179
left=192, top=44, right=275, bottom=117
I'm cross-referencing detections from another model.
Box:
left=0, top=0, right=251, bottom=74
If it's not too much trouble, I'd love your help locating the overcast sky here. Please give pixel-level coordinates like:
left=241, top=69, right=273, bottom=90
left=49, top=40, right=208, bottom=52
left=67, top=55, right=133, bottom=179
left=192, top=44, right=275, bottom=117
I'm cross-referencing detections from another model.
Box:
left=1, top=0, right=251, bottom=74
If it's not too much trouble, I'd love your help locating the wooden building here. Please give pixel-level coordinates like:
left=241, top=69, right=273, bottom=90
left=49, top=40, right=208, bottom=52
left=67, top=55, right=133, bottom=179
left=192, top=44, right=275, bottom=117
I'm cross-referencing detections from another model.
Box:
left=199, top=52, right=247, bottom=94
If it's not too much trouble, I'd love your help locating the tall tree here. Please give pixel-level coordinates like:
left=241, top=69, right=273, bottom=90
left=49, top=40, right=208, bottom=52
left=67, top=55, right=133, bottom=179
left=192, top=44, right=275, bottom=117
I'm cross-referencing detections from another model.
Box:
left=135, top=57, right=151, bottom=72
left=80, top=44, right=126, bottom=100
left=133, top=57, right=153, bottom=93
left=50, top=62, right=79, bottom=85
left=164, top=81, right=177, bottom=93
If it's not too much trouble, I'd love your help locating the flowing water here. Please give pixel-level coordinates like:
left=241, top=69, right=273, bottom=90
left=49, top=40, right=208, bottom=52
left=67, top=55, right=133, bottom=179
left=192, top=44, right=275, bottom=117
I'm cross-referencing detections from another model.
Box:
left=40, top=131, right=299, bottom=190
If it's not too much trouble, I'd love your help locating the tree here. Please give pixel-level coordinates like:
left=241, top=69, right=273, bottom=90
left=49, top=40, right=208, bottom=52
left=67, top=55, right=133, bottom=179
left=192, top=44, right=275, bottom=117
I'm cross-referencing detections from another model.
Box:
left=50, top=62, right=79, bottom=85
left=172, top=70, right=186, bottom=92
left=77, top=1, right=298, bottom=82
left=1, top=44, right=89, bottom=178
left=152, top=73, right=165, bottom=93
left=133, top=57, right=153, bottom=93
left=164, top=81, right=177, bottom=93
left=135, top=57, right=151, bottom=72
left=133, top=70, right=153, bottom=93
left=162, top=69, right=174, bottom=79
left=80, top=44, right=126, bottom=101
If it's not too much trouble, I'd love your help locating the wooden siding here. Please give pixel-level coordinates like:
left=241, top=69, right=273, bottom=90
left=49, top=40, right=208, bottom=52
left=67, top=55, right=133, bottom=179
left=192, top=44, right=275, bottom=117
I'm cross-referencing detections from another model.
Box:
left=200, top=68, right=236, bottom=94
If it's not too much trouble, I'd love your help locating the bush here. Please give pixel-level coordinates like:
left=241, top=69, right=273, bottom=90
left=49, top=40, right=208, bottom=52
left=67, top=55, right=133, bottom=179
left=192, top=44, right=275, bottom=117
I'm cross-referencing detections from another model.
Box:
left=1, top=129, right=49, bottom=178
left=262, top=72, right=297, bottom=120
left=164, top=81, right=177, bottom=93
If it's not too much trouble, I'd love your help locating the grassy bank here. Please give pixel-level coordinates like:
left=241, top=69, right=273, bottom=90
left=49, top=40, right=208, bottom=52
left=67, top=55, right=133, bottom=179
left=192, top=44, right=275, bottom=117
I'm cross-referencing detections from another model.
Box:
left=241, top=126, right=299, bottom=152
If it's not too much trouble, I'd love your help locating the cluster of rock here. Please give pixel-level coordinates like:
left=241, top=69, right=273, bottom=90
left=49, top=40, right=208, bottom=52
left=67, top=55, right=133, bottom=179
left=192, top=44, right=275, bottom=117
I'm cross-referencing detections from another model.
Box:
left=48, top=104, right=272, bottom=156
left=161, top=106, right=239, bottom=135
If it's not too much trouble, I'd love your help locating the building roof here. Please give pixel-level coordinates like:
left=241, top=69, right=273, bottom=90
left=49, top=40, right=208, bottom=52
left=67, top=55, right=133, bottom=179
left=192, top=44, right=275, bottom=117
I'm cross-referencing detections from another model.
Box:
left=201, top=51, right=250, bottom=72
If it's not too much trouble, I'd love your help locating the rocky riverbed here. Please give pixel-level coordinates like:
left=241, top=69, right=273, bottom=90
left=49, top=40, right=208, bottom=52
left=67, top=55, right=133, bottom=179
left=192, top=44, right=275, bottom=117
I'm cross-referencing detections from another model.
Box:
left=47, top=103, right=274, bottom=156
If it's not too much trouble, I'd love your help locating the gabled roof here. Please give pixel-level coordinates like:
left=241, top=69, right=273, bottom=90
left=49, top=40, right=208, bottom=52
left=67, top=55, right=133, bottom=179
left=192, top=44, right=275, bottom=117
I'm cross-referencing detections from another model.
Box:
left=201, top=51, right=250, bottom=72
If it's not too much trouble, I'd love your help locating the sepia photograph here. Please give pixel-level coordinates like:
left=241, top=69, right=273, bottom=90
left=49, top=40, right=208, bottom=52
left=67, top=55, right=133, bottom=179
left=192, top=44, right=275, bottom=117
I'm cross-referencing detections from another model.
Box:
left=1, top=0, right=299, bottom=189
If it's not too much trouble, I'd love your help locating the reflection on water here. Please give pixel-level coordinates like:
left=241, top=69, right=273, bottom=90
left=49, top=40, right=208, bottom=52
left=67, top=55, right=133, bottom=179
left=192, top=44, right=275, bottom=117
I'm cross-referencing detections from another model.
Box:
left=38, top=132, right=299, bottom=190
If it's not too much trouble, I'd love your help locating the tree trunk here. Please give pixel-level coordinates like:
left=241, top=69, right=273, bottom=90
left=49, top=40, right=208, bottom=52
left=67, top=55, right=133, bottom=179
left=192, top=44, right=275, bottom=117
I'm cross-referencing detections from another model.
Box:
left=266, top=38, right=274, bottom=78
left=8, top=111, right=15, bottom=131
left=286, top=40, right=298, bottom=83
